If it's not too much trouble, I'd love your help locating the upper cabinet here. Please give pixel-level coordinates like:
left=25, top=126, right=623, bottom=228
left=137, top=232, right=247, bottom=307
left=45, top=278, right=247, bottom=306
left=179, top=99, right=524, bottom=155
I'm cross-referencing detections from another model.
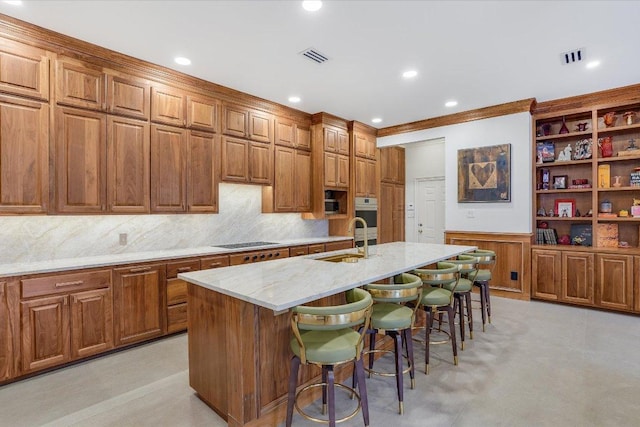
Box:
left=0, top=38, right=50, bottom=101
left=187, top=95, right=219, bottom=133
left=107, top=74, right=150, bottom=120
left=380, top=146, right=405, bottom=184
left=354, top=131, right=376, bottom=159
left=323, top=126, right=349, bottom=155
left=275, top=117, right=311, bottom=150
left=151, top=85, right=185, bottom=127
left=222, top=102, right=273, bottom=143
left=351, top=121, right=378, bottom=198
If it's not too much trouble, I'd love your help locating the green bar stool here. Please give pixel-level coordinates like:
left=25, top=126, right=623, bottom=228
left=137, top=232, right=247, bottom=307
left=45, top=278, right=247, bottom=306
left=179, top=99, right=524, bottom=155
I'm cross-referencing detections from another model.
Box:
left=467, top=249, right=496, bottom=331
left=286, top=288, right=373, bottom=427
left=363, top=273, right=422, bottom=415
left=412, top=262, right=459, bottom=374
left=446, top=254, right=478, bottom=349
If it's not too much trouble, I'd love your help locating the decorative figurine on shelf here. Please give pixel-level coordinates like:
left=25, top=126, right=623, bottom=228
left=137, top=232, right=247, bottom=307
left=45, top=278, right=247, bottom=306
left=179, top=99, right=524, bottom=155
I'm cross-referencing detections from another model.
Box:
left=541, top=123, right=552, bottom=136
left=619, top=209, right=629, bottom=217
left=623, top=111, right=635, bottom=125
left=561, top=208, right=569, bottom=217
left=558, top=234, right=571, bottom=245
left=575, top=208, right=581, bottom=217
left=557, top=145, right=572, bottom=161
left=585, top=209, right=593, bottom=217
left=547, top=208, right=555, bottom=217
left=598, top=137, right=614, bottom=157
left=613, top=176, right=623, bottom=187
left=631, top=198, right=640, bottom=218
left=537, top=207, right=546, bottom=217
left=603, top=112, right=617, bottom=127
left=559, top=117, right=569, bottom=134
left=576, top=122, right=589, bottom=132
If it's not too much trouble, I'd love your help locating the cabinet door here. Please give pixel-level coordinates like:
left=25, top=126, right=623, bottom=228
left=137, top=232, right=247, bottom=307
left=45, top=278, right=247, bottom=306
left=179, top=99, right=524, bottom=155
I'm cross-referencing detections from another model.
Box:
left=336, top=154, right=350, bottom=188
left=113, top=264, right=165, bottom=346
left=393, top=183, right=405, bottom=241
left=561, top=251, right=594, bottom=305
left=70, top=288, right=113, bottom=359
left=296, top=125, right=311, bottom=151
left=187, top=95, right=218, bottom=132
left=188, top=131, right=219, bottom=212
left=308, top=244, right=325, bottom=254
left=635, top=257, right=640, bottom=313
left=378, top=182, right=394, bottom=244
left=150, top=86, right=185, bottom=127
left=55, top=107, right=107, bottom=213
left=289, top=245, right=309, bottom=257
left=222, top=103, right=248, bottom=138
left=323, top=127, right=337, bottom=152
left=380, top=147, right=404, bottom=184
left=337, top=130, right=349, bottom=155
left=151, top=124, right=187, bottom=212
left=21, top=295, right=70, bottom=373
left=249, top=142, right=273, bottom=184
left=354, top=157, right=367, bottom=197
left=531, top=249, right=561, bottom=300
left=0, top=39, right=49, bottom=101
left=275, top=117, right=295, bottom=148
left=323, top=151, right=337, bottom=187
left=366, top=135, right=377, bottom=159
left=324, top=240, right=353, bottom=252
left=248, top=111, right=273, bottom=143
left=365, top=158, right=377, bottom=198
left=55, top=60, right=105, bottom=111
left=354, top=133, right=368, bottom=158
left=596, top=254, right=633, bottom=311
left=273, top=146, right=295, bottom=211
left=295, top=149, right=311, bottom=211
left=106, top=74, right=150, bottom=120
left=107, top=116, right=150, bottom=213
left=221, top=136, right=248, bottom=182
left=200, top=255, right=230, bottom=270
left=0, top=281, right=19, bottom=381
left=0, top=95, right=49, bottom=213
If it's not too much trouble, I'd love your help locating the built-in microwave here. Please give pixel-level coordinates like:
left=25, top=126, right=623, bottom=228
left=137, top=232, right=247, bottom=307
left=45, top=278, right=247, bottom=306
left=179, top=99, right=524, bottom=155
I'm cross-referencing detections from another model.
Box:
left=324, top=199, right=340, bottom=214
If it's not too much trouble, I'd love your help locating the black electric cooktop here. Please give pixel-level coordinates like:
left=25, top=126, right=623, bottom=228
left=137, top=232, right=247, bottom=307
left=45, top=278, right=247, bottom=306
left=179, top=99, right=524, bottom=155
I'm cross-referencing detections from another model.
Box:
left=212, top=241, right=279, bottom=249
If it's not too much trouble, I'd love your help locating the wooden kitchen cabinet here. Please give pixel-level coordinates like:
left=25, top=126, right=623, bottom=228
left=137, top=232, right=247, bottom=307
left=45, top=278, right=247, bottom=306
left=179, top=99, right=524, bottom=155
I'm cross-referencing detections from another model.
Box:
left=106, top=73, right=150, bottom=120
left=187, top=94, right=218, bottom=133
left=0, top=281, right=19, bottom=382
left=70, top=287, right=113, bottom=358
left=323, top=152, right=349, bottom=189
left=113, top=263, right=166, bottom=346
left=379, top=181, right=405, bottom=243
left=308, top=243, right=326, bottom=254
left=355, top=157, right=377, bottom=198
left=54, top=106, right=107, bottom=213
left=151, top=85, right=185, bottom=127
left=380, top=146, right=405, bottom=184
left=187, top=130, right=219, bottom=212
left=107, top=116, right=150, bottom=213
left=200, top=255, right=231, bottom=270
left=166, top=259, right=200, bottom=333
left=264, top=146, right=310, bottom=212
left=222, top=102, right=273, bottom=143
left=595, top=253, right=633, bottom=311
left=150, top=124, right=187, bottom=212
left=354, top=132, right=376, bottom=159
left=635, top=257, right=640, bottom=313
left=275, top=117, right=311, bottom=150
left=0, top=94, right=49, bottom=214
left=323, top=126, right=349, bottom=155
left=221, top=136, right=273, bottom=185
left=531, top=249, right=561, bottom=300
left=324, top=240, right=353, bottom=252
left=0, top=38, right=49, bottom=101
left=289, top=245, right=309, bottom=257
left=55, top=59, right=105, bottom=111
left=561, top=251, right=594, bottom=305
left=229, top=248, right=289, bottom=265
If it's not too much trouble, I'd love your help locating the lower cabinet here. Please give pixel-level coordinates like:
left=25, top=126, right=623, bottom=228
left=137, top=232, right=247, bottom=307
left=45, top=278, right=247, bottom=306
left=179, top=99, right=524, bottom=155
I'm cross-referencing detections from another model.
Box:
left=531, top=249, right=560, bottom=300
left=561, top=251, right=594, bottom=306
left=595, top=254, right=634, bottom=311
left=379, top=182, right=405, bottom=243
left=113, top=263, right=166, bottom=346
left=0, top=281, right=19, bottom=382
left=324, top=240, right=353, bottom=252
left=166, top=259, right=200, bottom=333
left=70, top=288, right=113, bottom=359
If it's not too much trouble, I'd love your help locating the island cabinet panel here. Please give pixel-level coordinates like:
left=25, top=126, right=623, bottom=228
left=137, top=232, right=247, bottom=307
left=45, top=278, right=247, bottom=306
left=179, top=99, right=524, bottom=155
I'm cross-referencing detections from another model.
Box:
left=150, top=124, right=187, bottom=212
left=55, top=107, right=107, bottom=213
left=531, top=249, right=561, bottom=300
left=150, top=85, right=185, bottom=127
left=561, top=251, right=594, bottom=305
left=0, top=281, right=20, bottom=382
left=0, top=38, right=49, bottom=101
left=70, top=288, right=113, bottom=359
left=595, top=254, right=634, bottom=311
left=187, top=131, right=219, bottom=213
left=106, top=74, right=150, bottom=120
left=54, top=59, right=105, bottom=111
left=113, top=263, right=166, bottom=346
left=107, top=116, right=150, bottom=213
left=0, top=94, right=49, bottom=214
left=20, top=295, right=70, bottom=373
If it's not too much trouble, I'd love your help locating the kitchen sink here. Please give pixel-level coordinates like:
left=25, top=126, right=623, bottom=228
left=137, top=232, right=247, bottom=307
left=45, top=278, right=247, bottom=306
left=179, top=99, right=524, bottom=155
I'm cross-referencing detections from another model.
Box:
left=316, top=252, right=365, bottom=263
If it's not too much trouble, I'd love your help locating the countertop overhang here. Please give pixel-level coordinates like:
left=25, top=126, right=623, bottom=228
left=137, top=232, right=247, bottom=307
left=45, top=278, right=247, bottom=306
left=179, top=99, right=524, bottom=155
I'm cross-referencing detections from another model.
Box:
left=179, top=242, right=476, bottom=312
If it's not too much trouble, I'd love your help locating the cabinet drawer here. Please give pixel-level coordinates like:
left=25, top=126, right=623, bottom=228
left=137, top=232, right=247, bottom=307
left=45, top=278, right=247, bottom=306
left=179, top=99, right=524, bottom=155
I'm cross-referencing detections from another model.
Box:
left=167, top=303, right=187, bottom=333
left=290, top=245, right=309, bottom=257
left=229, top=248, right=289, bottom=265
left=200, top=255, right=230, bottom=270
left=167, top=278, right=187, bottom=306
left=166, top=260, right=200, bottom=279
left=22, top=269, right=111, bottom=299
left=308, top=244, right=325, bottom=254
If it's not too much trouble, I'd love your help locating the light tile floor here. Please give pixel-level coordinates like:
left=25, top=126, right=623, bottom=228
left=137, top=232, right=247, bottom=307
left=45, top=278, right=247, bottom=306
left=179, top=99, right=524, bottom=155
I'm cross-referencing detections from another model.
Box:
left=1, top=297, right=640, bottom=427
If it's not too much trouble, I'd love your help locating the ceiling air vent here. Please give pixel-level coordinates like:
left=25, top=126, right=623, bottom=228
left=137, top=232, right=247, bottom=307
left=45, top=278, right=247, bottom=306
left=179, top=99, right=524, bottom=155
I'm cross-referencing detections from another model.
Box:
left=561, top=48, right=585, bottom=65
left=300, top=47, right=329, bottom=64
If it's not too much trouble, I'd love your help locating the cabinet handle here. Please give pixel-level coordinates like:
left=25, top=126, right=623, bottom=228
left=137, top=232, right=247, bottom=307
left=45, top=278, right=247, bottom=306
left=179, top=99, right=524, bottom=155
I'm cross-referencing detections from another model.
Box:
left=268, top=253, right=273, bottom=258
left=252, top=255, right=258, bottom=261
left=295, top=251, right=304, bottom=255
left=275, top=252, right=280, bottom=257
left=244, top=256, right=250, bottom=261
left=129, top=266, right=152, bottom=273
left=260, top=254, right=265, bottom=259
left=176, top=267, right=192, bottom=272
left=55, top=280, right=84, bottom=288
left=208, top=262, right=222, bottom=268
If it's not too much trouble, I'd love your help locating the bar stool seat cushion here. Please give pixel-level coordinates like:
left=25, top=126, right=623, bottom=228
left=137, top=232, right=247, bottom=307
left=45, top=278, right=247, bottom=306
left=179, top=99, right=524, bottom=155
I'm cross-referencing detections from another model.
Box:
left=471, top=269, right=492, bottom=282
left=370, top=303, right=414, bottom=330
left=420, top=286, right=452, bottom=306
left=290, top=329, right=362, bottom=364
left=444, top=277, right=473, bottom=292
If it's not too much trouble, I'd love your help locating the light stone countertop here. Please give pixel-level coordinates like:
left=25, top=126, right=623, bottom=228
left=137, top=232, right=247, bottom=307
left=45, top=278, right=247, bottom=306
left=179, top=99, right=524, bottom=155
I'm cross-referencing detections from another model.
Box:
left=0, top=236, right=352, bottom=278
left=179, top=242, right=477, bottom=312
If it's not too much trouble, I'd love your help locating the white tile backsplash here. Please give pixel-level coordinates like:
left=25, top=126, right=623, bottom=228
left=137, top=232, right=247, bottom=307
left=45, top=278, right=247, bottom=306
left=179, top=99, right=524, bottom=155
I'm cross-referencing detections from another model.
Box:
left=0, top=184, right=328, bottom=263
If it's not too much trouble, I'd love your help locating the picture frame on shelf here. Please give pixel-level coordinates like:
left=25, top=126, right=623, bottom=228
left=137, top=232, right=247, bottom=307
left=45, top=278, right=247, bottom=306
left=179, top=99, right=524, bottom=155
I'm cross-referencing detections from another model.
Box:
left=553, top=175, right=568, bottom=189
left=570, top=224, right=592, bottom=246
left=573, top=138, right=593, bottom=160
left=554, top=198, right=576, bottom=218
left=536, top=141, right=555, bottom=164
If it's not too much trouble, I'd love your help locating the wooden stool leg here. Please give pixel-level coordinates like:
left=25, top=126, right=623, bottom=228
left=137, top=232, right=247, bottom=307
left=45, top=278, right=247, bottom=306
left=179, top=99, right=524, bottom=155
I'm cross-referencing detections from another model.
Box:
left=446, top=305, right=458, bottom=366
left=465, top=291, right=474, bottom=340
left=286, top=355, right=301, bottom=427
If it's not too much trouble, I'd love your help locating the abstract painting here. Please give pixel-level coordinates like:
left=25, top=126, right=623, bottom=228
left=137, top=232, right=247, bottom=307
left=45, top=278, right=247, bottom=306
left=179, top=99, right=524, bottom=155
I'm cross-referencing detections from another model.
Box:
left=457, top=143, right=511, bottom=202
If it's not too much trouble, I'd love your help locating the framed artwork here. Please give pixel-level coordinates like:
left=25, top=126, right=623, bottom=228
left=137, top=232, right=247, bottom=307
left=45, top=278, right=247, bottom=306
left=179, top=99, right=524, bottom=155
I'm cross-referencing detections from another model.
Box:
left=457, top=143, right=511, bottom=203
left=554, top=198, right=576, bottom=217
left=553, top=175, right=568, bottom=189
left=573, top=138, right=593, bottom=160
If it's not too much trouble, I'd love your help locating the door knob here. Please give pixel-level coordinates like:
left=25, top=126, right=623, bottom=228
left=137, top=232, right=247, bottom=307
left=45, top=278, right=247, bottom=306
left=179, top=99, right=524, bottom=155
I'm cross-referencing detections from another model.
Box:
left=418, top=229, right=423, bottom=233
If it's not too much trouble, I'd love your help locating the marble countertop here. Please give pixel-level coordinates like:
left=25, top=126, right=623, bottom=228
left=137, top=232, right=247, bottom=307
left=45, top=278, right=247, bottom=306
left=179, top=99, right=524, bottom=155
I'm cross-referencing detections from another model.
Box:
left=0, top=236, right=353, bottom=278
left=179, top=242, right=477, bottom=312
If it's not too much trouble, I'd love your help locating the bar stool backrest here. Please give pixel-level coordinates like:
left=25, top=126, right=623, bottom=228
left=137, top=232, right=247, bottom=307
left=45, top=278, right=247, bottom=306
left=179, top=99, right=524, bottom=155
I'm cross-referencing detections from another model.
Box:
left=292, top=288, right=372, bottom=331
left=365, top=273, right=422, bottom=304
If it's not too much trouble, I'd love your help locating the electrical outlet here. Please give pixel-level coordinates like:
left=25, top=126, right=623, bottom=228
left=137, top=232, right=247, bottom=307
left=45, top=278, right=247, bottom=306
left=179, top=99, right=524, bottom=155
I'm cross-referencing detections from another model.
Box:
left=119, top=233, right=128, bottom=246
left=510, top=271, right=518, bottom=281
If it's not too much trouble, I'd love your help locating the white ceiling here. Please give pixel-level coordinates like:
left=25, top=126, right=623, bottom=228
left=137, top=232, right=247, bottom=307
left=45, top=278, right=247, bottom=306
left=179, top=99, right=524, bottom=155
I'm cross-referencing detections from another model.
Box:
left=1, top=0, right=639, bottom=128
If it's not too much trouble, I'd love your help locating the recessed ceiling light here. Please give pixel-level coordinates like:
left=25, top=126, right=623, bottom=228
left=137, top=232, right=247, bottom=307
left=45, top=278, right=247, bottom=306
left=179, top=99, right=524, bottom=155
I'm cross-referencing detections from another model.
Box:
left=302, top=1, right=322, bottom=12
left=288, top=96, right=301, bottom=103
left=586, top=60, right=600, bottom=69
left=3, top=0, right=23, bottom=5
left=174, top=57, right=191, bottom=66
left=445, top=100, right=458, bottom=107
left=371, top=118, right=382, bottom=124
left=402, top=70, right=418, bottom=79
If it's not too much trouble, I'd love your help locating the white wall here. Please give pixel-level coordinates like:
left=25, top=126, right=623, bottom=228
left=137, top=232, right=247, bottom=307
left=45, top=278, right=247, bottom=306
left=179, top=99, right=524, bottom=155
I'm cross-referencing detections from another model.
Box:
left=378, top=112, right=532, bottom=234
left=0, top=183, right=328, bottom=263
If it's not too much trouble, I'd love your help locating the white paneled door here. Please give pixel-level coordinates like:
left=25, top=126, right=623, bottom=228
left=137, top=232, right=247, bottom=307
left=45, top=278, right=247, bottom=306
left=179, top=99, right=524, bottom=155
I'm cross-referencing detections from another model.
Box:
left=415, top=178, right=445, bottom=244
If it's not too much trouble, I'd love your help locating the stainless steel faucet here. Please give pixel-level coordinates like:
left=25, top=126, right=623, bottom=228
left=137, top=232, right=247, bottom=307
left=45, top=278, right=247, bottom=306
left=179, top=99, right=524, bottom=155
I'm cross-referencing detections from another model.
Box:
left=347, top=216, right=368, bottom=258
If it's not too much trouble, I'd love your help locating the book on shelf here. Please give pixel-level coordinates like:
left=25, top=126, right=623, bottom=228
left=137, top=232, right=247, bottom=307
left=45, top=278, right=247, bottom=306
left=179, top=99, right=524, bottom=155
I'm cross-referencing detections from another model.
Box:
left=536, top=228, right=545, bottom=245
left=598, top=165, right=610, bottom=188
left=596, top=224, right=618, bottom=248
left=542, top=228, right=558, bottom=245
left=570, top=224, right=592, bottom=246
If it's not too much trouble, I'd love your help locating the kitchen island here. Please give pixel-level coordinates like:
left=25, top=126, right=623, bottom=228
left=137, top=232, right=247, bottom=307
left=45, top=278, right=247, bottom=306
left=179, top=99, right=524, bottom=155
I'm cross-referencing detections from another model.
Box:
left=179, top=242, right=476, bottom=427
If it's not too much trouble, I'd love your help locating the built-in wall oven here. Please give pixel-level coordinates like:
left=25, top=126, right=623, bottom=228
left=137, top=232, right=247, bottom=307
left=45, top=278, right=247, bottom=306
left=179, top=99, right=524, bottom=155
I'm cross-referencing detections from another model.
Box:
left=354, top=197, right=377, bottom=247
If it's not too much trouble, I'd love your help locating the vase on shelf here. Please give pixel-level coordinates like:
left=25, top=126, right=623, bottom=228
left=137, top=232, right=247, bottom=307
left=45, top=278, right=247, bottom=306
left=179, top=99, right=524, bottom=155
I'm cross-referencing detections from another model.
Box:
left=623, top=111, right=635, bottom=125
left=603, top=112, right=617, bottom=127
left=559, top=117, right=569, bottom=134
